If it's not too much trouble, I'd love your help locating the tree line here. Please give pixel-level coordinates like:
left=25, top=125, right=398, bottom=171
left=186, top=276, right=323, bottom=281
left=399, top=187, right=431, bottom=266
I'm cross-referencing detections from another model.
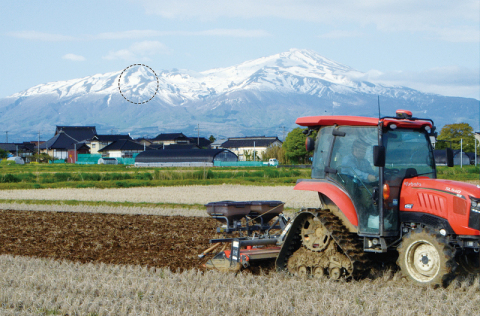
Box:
left=263, top=122, right=477, bottom=165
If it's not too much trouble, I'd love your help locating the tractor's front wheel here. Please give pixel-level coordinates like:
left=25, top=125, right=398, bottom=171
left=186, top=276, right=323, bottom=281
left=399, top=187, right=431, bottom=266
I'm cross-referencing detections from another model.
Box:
left=397, top=228, right=457, bottom=287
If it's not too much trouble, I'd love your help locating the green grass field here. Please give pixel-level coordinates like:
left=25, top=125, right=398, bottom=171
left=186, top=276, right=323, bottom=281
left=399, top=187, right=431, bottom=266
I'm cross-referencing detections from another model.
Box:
left=0, top=162, right=311, bottom=189
left=0, top=160, right=478, bottom=190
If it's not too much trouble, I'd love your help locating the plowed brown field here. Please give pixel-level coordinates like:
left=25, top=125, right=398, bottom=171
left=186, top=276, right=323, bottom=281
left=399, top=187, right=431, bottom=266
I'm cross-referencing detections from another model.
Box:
left=0, top=209, right=218, bottom=271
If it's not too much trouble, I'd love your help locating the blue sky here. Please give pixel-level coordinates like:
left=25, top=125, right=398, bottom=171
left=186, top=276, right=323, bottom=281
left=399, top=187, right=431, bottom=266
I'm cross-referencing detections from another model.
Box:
left=1, top=0, right=479, bottom=99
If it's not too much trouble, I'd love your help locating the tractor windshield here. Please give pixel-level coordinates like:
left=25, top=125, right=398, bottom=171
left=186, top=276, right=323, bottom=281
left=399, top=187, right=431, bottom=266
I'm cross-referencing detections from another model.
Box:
left=383, top=128, right=435, bottom=178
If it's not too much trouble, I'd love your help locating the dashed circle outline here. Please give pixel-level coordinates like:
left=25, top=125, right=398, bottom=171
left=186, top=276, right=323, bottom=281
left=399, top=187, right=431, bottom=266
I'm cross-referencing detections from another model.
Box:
left=118, top=64, right=160, bottom=104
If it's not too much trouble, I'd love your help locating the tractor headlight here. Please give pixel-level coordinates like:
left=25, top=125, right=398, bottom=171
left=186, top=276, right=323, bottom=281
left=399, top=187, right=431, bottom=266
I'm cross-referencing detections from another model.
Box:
left=471, top=197, right=480, bottom=213
left=469, top=197, right=480, bottom=230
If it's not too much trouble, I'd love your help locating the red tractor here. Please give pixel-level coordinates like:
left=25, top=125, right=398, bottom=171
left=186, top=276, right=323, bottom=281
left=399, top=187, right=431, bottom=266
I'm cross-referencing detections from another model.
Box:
left=206, top=110, right=480, bottom=287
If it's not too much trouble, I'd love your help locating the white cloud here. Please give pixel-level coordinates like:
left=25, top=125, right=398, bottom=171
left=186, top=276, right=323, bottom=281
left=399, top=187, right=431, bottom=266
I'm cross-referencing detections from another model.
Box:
left=62, top=54, right=86, bottom=62
left=352, top=66, right=480, bottom=100
left=8, top=31, right=76, bottom=41
left=103, top=49, right=136, bottom=61
left=136, top=0, right=479, bottom=42
left=103, top=41, right=172, bottom=61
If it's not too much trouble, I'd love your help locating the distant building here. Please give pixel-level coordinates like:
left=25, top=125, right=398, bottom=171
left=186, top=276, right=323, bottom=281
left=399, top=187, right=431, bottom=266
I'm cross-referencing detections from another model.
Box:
left=39, top=132, right=89, bottom=160
left=465, top=152, right=476, bottom=165
left=134, top=149, right=237, bottom=167
left=98, top=139, right=151, bottom=158
left=136, top=138, right=153, bottom=147
left=453, top=150, right=471, bottom=166
left=55, top=126, right=97, bottom=142
left=162, top=144, right=200, bottom=150
left=150, top=133, right=190, bottom=145
left=88, top=134, right=132, bottom=154
left=0, top=142, right=35, bottom=162
left=220, top=136, right=282, bottom=161
left=211, top=139, right=226, bottom=149
left=188, top=137, right=212, bottom=148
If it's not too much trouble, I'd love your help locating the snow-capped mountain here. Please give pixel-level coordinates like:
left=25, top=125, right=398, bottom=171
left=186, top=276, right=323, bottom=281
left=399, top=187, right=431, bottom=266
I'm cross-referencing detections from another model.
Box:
left=1, top=49, right=478, bottom=140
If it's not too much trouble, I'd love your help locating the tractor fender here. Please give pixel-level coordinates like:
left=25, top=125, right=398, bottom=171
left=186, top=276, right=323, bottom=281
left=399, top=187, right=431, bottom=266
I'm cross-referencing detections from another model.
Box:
left=294, top=181, right=358, bottom=228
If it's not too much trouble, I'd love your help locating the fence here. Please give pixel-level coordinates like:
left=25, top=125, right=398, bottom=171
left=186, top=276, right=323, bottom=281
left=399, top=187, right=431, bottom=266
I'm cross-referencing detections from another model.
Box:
left=75, top=154, right=138, bottom=165
left=75, top=154, right=102, bottom=165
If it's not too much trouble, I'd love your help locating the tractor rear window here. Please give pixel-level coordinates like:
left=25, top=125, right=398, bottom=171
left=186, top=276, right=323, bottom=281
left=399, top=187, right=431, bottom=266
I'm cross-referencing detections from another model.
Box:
left=311, top=126, right=333, bottom=178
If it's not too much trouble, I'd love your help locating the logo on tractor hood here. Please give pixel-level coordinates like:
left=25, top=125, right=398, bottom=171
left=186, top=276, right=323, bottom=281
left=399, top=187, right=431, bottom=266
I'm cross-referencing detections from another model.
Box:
left=446, top=187, right=462, bottom=194
left=404, top=182, right=422, bottom=187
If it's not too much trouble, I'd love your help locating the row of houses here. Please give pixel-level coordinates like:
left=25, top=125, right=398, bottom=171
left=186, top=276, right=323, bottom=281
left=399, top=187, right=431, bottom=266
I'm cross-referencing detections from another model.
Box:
left=0, top=126, right=283, bottom=163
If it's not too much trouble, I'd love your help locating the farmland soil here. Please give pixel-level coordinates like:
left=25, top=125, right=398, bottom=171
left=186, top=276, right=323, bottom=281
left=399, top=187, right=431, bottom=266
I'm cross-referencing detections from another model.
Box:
left=0, top=209, right=221, bottom=271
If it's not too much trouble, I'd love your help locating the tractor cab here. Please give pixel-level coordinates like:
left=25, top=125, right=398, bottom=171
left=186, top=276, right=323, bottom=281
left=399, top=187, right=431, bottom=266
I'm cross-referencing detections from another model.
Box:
left=299, top=110, right=440, bottom=244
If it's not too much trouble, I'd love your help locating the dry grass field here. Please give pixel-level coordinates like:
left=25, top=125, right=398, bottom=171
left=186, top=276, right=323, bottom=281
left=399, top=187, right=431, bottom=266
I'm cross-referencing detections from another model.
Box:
left=1, top=254, right=480, bottom=316
left=1, top=182, right=480, bottom=315
left=0, top=184, right=321, bottom=209
left=1, top=208, right=480, bottom=315
left=0, top=203, right=208, bottom=217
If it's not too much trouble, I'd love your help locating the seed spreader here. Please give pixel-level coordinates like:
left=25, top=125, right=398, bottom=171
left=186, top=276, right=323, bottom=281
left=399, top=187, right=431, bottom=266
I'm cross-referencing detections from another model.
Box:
left=203, top=200, right=289, bottom=272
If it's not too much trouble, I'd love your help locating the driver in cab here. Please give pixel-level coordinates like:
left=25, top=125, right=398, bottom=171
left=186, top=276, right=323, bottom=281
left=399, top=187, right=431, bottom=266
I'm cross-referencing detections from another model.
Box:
left=341, top=139, right=376, bottom=183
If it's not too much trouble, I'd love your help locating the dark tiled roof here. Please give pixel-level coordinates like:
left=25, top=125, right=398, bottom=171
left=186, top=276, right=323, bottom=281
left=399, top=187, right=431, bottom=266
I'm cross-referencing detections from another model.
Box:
left=40, top=132, right=79, bottom=150
left=20, top=142, right=36, bottom=151
left=0, top=143, right=19, bottom=152
left=0, top=143, right=35, bottom=153
left=221, top=136, right=282, bottom=148
left=188, top=137, right=212, bottom=148
left=98, top=140, right=149, bottom=152
left=68, top=142, right=90, bottom=151
left=163, top=144, right=200, bottom=150
left=135, top=149, right=237, bottom=163
left=92, top=134, right=132, bottom=142
left=152, top=133, right=188, bottom=141
left=55, top=126, right=97, bottom=142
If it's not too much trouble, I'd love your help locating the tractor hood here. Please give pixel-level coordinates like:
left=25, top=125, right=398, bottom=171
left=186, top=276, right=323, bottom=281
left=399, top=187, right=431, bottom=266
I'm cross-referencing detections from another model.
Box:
left=401, top=178, right=480, bottom=199
left=400, top=177, right=480, bottom=235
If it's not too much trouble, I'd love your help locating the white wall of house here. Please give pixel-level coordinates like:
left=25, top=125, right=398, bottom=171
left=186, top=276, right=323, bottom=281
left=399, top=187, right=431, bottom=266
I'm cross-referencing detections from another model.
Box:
left=151, top=140, right=183, bottom=145
left=107, top=150, right=122, bottom=158
left=226, top=141, right=282, bottom=161
left=103, top=150, right=143, bottom=158
left=47, top=149, right=68, bottom=159
left=88, top=141, right=110, bottom=154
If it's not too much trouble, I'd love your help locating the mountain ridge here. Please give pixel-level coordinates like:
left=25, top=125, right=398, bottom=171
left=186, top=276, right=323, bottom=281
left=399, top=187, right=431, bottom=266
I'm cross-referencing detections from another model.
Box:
left=1, top=49, right=478, bottom=140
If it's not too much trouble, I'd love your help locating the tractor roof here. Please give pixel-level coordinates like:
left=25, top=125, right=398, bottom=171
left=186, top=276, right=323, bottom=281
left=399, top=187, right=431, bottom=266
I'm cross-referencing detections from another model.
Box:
left=296, top=115, right=433, bottom=129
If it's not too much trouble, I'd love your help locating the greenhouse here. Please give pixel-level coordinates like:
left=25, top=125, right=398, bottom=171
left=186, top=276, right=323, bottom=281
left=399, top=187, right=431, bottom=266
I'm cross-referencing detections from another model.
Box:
left=134, top=149, right=237, bottom=167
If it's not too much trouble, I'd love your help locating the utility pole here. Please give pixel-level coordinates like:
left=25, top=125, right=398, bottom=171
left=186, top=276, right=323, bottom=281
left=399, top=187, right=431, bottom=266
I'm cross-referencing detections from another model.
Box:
left=37, top=131, right=40, bottom=162
left=461, top=138, right=463, bottom=168
left=194, top=124, right=202, bottom=146
left=475, top=137, right=477, bottom=166
left=282, top=126, right=286, bottom=142
left=5, top=131, right=8, bottom=143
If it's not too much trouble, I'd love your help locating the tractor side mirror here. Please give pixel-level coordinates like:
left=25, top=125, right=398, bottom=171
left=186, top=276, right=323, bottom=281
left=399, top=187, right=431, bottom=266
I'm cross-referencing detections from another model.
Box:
left=373, top=145, right=386, bottom=167
left=446, top=148, right=454, bottom=167
left=305, top=137, right=315, bottom=152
